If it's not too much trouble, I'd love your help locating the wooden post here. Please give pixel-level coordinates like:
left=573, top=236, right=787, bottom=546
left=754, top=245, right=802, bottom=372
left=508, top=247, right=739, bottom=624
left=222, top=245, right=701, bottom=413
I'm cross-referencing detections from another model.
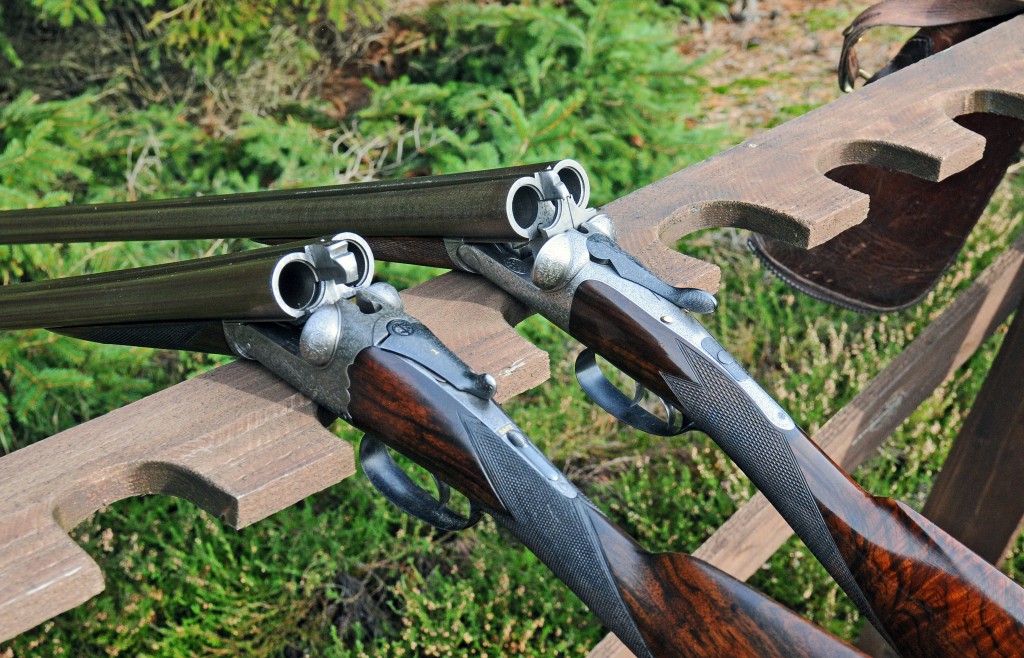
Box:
left=921, top=296, right=1024, bottom=565
left=859, top=291, right=1024, bottom=657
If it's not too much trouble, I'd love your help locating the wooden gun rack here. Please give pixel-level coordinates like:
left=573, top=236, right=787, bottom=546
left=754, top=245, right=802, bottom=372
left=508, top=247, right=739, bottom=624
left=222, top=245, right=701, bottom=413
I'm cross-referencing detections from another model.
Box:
left=2, top=15, right=1024, bottom=655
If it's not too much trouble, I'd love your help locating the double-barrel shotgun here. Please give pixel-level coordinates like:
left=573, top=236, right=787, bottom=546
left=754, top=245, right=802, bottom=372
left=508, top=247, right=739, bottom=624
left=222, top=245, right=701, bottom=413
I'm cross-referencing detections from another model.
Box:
left=8, top=161, right=1020, bottom=656
left=367, top=164, right=1024, bottom=658
left=0, top=234, right=863, bottom=657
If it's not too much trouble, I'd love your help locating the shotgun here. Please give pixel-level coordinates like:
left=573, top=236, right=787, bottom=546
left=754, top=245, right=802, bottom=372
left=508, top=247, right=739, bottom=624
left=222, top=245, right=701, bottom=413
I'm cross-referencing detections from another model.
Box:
left=367, top=167, right=1024, bottom=658
left=0, top=234, right=864, bottom=658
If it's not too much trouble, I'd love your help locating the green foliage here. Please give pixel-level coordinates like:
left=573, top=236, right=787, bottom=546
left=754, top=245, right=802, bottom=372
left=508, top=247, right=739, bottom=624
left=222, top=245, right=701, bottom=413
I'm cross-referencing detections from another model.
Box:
left=145, top=0, right=325, bottom=77
left=235, top=114, right=361, bottom=188
left=0, top=91, right=105, bottom=212
left=26, top=0, right=113, bottom=27
left=0, top=5, right=21, bottom=68
left=663, top=0, right=730, bottom=21
left=360, top=0, right=727, bottom=203
left=367, top=523, right=599, bottom=656
left=2, top=0, right=383, bottom=76
left=797, top=6, right=857, bottom=33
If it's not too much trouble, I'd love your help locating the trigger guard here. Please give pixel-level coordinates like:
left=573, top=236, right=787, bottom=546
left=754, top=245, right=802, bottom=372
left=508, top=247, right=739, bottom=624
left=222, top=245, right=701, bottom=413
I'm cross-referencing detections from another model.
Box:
left=575, top=349, right=688, bottom=437
left=360, top=435, right=483, bottom=532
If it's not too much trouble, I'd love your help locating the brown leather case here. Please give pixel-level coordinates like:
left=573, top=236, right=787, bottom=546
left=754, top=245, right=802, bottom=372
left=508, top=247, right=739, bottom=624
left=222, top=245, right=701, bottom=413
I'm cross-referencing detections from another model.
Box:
left=752, top=13, right=1024, bottom=313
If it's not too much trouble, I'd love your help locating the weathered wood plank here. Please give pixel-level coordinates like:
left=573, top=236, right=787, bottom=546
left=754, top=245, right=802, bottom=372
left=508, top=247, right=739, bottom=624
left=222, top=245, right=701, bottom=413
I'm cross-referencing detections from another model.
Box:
left=918, top=294, right=1024, bottom=565
left=0, top=360, right=352, bottom=642
left=606, top=16, right=1024, bottom=281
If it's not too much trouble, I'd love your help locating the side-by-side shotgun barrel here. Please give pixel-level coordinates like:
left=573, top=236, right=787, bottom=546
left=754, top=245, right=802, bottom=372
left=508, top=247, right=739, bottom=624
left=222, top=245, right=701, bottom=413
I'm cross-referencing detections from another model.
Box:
left=0, top=161, right=588, bottom=244
left=0, top=235, right=372, bottom=331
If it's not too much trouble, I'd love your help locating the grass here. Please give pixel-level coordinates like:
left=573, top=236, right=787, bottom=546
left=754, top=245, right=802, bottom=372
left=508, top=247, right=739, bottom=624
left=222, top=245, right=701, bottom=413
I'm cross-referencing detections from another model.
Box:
left=2, top=1, right=1024, bottom=656
left=798, top=7, right=856, bottom=33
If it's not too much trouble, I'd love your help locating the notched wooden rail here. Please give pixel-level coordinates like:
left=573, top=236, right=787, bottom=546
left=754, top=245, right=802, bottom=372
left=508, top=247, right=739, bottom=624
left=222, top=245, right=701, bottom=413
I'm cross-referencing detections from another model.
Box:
left=606, top=17, right=1024, bottom=284
left=0, top=361, right=352, bottom=641
left=1, top=13, right=1023, bottom=649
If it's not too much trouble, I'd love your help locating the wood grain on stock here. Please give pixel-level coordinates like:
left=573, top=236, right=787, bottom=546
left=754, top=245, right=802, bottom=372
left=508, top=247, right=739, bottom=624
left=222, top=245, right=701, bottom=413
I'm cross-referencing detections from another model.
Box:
left=345, top=347, right=504, bottom=510
left=584, top=506, right=867, bottom=658
left=0, top=361, right=353, bottom=642
left=795, top=436, right=1024, bottom=658
left=830, top=500, right=1024, bottom=656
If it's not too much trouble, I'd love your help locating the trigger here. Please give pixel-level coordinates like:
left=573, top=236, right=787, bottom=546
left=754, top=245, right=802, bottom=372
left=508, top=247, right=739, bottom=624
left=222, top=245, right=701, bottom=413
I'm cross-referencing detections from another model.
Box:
left=431, top=473, right=452, bottom=508
left=360, top=435, right=483, bottom=531
left=575, top=349, right=692, bottom=436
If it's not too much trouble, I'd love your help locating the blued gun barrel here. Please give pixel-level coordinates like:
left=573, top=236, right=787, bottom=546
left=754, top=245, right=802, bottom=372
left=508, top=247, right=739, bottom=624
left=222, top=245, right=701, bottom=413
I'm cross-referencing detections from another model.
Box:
left=0, top=161, right=588, bottom=244
left=0, top=235, right=372, bottom=332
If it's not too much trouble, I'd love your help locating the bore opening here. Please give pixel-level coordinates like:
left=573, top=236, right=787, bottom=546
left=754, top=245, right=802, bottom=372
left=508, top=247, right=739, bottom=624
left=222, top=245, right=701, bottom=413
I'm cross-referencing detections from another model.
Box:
left=510, top=184, right=542, bottom=230
left=277, top=260, right=320, bottom=311
left=558, top=168, right=586, bottom=205
left=342, top=239, right=373, bottom=288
